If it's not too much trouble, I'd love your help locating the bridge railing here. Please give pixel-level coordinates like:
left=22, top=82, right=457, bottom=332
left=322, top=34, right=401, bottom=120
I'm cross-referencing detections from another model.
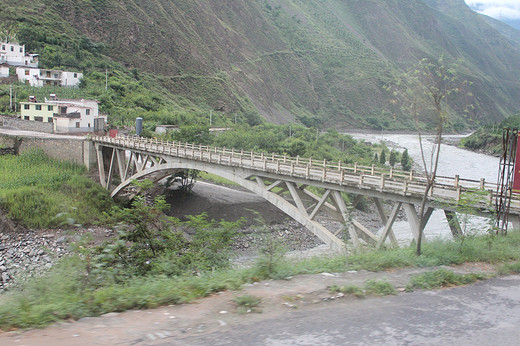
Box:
left=91, top=134, right=511, bottom=210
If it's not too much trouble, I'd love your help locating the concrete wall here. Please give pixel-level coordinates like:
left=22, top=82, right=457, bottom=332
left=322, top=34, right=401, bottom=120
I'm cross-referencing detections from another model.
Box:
left=0, top=115, right=53, bottom=133
left=0, top=134, right=96, bottom=169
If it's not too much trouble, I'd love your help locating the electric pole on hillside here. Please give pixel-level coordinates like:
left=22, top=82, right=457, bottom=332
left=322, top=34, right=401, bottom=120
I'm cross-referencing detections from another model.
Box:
left=9, top=84, right=12, bottom=112
left=496, top=128, right=519, bottom=234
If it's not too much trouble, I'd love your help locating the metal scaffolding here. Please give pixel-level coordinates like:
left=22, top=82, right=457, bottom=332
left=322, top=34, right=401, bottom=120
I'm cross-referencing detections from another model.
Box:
left=496, top=128, right=518, bottom=234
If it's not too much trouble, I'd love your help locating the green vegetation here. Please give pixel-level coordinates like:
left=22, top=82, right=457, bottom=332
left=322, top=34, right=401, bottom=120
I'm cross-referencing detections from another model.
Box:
left=0, top=150, right=113, bottom=227
left=461, top=113, right=520, bottom=155
left=406, top=269, right=484, bottom=291
left=329, top=279, right=396, bottom=297
left=2, top=0, right=519, bottom=129
left=233, top=295, right=262, bottom=313
left=364, top=279, right=397, bottom=296
left=1, top=230, right=520, bottom=330
left=164, top=124, right=384, bottom=166
left=329, top=284, right=365, bottom=297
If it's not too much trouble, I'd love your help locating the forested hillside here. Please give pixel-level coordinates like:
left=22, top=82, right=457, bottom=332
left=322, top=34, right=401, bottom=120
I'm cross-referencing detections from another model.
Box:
left=1, top=0, right=519, bottom=130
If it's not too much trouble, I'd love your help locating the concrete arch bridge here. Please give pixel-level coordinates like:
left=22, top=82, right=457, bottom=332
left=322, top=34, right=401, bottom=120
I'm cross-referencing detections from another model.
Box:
left=91, top=135, right=520, bottom=254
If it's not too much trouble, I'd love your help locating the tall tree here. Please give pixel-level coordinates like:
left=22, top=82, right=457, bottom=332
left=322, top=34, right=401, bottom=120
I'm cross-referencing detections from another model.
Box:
left=379, top=148, right=386, bottom=165
left=389, top=56, right=470, bottom=255
left=389, top=150, right=398, bottom=167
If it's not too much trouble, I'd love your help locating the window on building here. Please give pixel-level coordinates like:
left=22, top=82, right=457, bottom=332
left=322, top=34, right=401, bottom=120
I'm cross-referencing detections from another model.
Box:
left=53, top=74, right=58, bottom=78
left=76, top=122, right=80, bottom=128
left=24, top=104, right=30, bottom=110
left=48, top=118, right=53, bottom=123
left=48, top=105, right=53, bottom=111
left=34, top=116, right=43, bottom=122
left=1, top=45, right=5, bottom=50
left=74, top=73, right=78, bottom=78
left=25, top=70, right=30, bottom=76
left=24, top=116, right=29, bottom=120
left=88, top=123, right=91, bottom=128
left=10, top=46, right=14, bottom=52
left=19, top=47, right=23, bottom=53
left=86, top=109, right=90, bottom=115
left=35, top=105, right=42, bottom=111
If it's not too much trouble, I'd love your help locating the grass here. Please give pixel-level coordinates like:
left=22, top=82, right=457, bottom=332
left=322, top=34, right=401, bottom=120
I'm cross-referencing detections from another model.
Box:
left=406, top=269, right=485, bottom=291
left=198, top=172, right=239, bottom=186
left=2, top=230, right=520, bottom=330
left=329, top=280, right=396, bottom=297
left=1, top=157, right=520, bottom=332
left=347, top=232, right=520, bottom=271
left=0, top=150, right=113, bottom=227
left=233, top=295, right=262, bottom=313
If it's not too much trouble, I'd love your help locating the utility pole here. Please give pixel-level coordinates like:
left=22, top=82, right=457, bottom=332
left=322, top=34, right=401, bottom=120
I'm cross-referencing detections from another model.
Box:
left=105, top=69, right=108, bottom=91
left=9, top=84, right=12, bottom=112
left=210, top=110, right=213, bottom=126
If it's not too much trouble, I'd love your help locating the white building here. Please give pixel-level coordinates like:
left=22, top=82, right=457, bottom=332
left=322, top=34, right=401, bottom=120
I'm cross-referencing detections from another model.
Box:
left=0, top=64, right=8, bottom=78
left=0, top=41, right=38, bottom=67
left=20, top=94, right=105, bottom=133
left=16, top=67, right=82, bottom=87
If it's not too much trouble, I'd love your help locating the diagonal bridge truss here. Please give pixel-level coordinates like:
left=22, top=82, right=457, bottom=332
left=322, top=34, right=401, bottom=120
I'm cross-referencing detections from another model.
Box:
left=92, top=135, right=509, bottom=254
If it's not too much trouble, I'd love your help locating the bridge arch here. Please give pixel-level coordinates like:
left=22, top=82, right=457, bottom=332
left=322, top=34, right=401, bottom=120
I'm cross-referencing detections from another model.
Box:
left=92, top=135, right=509, bottom=254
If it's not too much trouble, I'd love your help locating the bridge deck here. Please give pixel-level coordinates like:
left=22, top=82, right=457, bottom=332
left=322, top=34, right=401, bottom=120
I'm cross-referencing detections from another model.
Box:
left=91, top=135, right=520, bottom=216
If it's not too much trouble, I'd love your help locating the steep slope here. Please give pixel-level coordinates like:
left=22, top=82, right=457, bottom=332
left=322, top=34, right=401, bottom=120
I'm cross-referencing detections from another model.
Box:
left=1, top=0, right=519, bottom=129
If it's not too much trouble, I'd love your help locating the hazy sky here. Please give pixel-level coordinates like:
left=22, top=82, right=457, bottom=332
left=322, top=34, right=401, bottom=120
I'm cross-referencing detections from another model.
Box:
left=465, top=0, right=520, bottom=20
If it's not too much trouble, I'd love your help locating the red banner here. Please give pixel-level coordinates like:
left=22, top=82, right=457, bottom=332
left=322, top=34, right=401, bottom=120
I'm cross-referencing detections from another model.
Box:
left=513, top=136, right=520, bottom=193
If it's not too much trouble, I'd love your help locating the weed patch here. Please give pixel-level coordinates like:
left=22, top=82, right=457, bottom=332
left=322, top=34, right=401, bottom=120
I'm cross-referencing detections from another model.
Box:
left=406, top=269, right=485, bottom=291
left=233, top=294, right=262, bottom=313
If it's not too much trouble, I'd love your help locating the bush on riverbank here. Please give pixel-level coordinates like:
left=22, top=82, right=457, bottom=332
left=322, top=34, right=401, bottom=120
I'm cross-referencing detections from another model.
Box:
left=0, top=150, right=113, bottom=228
left=461, top=113, right=520, bottom=155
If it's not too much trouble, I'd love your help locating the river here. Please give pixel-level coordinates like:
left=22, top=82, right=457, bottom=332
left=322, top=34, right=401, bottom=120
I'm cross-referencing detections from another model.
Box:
left=349, top=132, right=500, bottom=244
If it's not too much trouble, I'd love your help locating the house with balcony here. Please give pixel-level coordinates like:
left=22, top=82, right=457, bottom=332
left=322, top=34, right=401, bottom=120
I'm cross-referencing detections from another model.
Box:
left=16, top=68, right=82, bottom=87
left=0, top=41, right=38, bottom=67
left=20, top=94, right=105, bottom=133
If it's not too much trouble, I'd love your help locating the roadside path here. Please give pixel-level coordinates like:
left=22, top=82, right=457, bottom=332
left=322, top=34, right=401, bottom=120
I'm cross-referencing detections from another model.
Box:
left=0, top=263, right=501, bottom=345
left=0, top=127, right=86, bottom=140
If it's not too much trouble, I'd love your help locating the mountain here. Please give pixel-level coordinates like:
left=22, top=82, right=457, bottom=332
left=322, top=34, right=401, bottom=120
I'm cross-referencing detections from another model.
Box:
left=477, top=15, right=520, bottom=47
left=1, top=0, right=519, bottom=130
left=465, top=2, right=520, bottom=31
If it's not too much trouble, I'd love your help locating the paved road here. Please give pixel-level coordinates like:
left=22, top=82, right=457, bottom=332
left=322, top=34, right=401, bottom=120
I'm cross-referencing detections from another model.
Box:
left=2, top=270, right=518, bottom=345
left=178, top=275, right=520, bottom=346
left=0, top=127, right=86, bottom=140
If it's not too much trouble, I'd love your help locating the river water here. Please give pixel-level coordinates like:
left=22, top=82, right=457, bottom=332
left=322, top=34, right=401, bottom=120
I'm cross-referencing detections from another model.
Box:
left=349, top=132, right=500, bottom=245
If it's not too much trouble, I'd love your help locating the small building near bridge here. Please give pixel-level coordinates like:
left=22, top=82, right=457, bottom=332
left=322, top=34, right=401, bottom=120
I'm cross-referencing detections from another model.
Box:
left=20, top=94, right=105, bottom=133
